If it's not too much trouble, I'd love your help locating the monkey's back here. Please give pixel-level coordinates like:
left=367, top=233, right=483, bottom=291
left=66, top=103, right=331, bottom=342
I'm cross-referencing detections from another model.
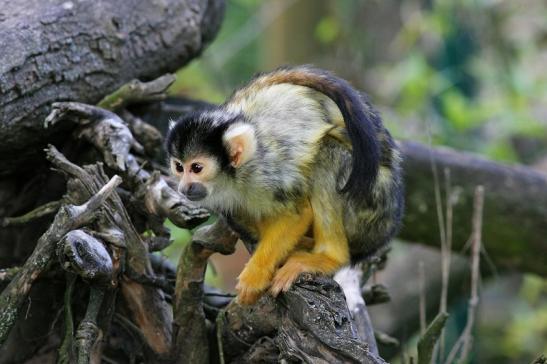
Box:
left=310, top=137, right=404, bottom=261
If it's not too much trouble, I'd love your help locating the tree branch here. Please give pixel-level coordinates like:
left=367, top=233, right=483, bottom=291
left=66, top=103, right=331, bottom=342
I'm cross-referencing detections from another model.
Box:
left=0, top=174, right=121, bottom=344
left=173, top=218, right=239, bottom=364
left=97, top=74, right=176, bottom=111
left=0, top=0, right=225, bottom=175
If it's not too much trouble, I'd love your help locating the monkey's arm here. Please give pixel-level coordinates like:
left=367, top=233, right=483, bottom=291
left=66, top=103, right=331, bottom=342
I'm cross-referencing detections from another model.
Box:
left=236, top=200, right=312, bottom=305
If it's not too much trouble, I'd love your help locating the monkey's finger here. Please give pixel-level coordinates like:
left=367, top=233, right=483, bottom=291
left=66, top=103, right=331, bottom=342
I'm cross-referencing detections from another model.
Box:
left=270, top=267, right=300, bottom=297
left=235, top=288, right=262, bottom=305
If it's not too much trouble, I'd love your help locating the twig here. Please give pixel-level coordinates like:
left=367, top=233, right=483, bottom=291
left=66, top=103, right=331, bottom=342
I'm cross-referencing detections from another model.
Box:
left=439, top=168, right=454, bottom=361
left=361, top=284, right=391, bottom=305
left=0, top=267, right=21, bottom=284
left=0, top=174, right=121, bottom=344
left=427, top=127, right=448, bottom=364
left=418, top=261, right=426, bottom=335
left=141, top=172, right=209, bottom=228
left=172, top=219, right=238, bottom=364
left=458, top=186, right=484, bottom=363
left=45, top=103, right=209, bottom=229
left=216, top=313, right=226, bottom=364
left=75, top=287, right=105, bottom=364
left=97, top=74, right=176, bottom=111
left=417, top=312, right=449, bottom=364
left=57, top=274, right=77, bottom=364
left=430, top=136, right=447, bottom=261
left=45, top=103, right=143, bottom=171
left=1, top=200, right=62, bottom=227
left=374, top=330, right=399, bottom=347
left=442, top=168, right=454, bottom=312
left=125, top=266, right=174, bottom=294
left=445, top=186, right=484, bottom=364
left=114, top=313, right=147, bottom=344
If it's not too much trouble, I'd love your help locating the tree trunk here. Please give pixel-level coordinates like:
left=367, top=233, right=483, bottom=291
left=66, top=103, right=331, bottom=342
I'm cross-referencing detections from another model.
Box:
left=399, top=141, right=547, bottom=276
left=0, top=2, right=224, bottom=362
left=0, top=0, right=224, bottom=176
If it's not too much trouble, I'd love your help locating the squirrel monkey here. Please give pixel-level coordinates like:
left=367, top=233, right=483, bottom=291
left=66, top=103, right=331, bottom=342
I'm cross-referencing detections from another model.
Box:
left=165, top=66, right=404, bottom=305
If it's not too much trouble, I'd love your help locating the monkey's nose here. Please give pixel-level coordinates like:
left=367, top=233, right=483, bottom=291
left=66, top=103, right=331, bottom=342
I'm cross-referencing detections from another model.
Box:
left=184, top=183, right=207, bottom=201
left=177, top=182, right=186, bottom=195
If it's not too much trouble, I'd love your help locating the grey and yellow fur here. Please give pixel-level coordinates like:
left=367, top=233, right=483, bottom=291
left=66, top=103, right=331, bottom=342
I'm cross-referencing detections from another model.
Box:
left=165, top=65, right=404, bottom=304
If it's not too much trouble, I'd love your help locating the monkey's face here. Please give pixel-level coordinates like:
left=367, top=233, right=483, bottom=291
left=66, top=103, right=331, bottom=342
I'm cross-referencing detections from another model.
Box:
left=165, top=110, right=257, bottom=206
left=170, top=155, right=220, bottom=201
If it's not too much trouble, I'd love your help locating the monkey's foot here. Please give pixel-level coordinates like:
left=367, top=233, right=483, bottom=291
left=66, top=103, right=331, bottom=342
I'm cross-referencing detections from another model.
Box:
left=236, top=265, right=272, bottom=305
left=270, top=252, right=344, bottom=296
left=270, top=260, right=306, bottom=297
left=235, top=285, right=263, bottom=305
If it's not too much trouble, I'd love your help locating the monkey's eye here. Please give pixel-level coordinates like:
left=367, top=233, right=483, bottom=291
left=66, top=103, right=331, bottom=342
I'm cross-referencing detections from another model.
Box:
left=191, top=163, right=203, bottom=174
left=174, top=161, right=184, bottom=173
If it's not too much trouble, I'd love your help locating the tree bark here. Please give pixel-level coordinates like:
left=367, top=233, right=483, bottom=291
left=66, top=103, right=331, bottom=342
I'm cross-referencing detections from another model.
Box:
left=0, top=0, right=224, bottom=175
left=399, top=141, right=547, bottom=276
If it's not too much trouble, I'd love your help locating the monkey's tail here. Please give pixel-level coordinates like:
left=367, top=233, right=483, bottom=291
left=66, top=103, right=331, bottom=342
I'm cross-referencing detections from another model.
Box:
left=246, top=65, right=381, bottom=199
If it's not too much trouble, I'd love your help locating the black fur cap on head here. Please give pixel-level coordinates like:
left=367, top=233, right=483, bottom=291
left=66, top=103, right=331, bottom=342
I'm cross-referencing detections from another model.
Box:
left=165, top=109, right=240, bottom=169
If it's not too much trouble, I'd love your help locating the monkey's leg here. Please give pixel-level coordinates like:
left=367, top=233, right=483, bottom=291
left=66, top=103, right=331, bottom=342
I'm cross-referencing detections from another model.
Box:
left=236, top=200, right=312, bottom=305
left=270, top=205, right=349, bottom=296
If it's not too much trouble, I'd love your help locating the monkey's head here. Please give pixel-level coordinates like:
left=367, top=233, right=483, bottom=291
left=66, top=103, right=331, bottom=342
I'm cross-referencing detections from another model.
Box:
left=165, top=110, right=256, bottom=204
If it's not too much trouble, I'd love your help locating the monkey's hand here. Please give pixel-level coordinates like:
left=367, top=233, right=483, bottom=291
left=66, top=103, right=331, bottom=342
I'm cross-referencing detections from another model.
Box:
left=235, top=264, right=272, bottom=305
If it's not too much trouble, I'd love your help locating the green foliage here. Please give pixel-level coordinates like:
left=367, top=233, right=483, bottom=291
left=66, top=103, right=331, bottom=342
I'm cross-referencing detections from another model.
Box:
left=315, top=16, right=340, bottom=44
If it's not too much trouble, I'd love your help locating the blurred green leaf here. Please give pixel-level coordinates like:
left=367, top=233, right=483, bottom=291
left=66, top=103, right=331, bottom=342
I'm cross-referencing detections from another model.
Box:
left=315, top=16, right=340, bottom=44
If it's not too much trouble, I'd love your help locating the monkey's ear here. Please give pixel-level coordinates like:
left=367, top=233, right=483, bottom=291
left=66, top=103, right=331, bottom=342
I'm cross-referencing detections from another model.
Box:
left=223, top=123, right=257, bottom=168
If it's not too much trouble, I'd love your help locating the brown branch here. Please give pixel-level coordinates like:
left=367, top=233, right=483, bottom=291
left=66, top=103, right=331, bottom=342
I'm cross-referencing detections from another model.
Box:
left=1, top=200, right=62, bottom=227
left=445, top=186, right=484, bottom=364
left=44, top=102, right=209, bottom=229
left=417, top=312, right=449, bottom=364
left=45, top=102, right=143, bottom=171
left=362, top=284, right=391, bottom=306
left=0, top=174, right=121, bottom=344
left=400, top=141, right=547, bottom=276
left=75, top=287, right=105, bottom=364
left=57, top=274, right=77, bottom=364
left=47, top=145, right=173, bottom=358
left=173, top=218, right=238, bottom=364
left=97, top=74, right=176, bottom=111
left=222, top=274, right=387, bottom=364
